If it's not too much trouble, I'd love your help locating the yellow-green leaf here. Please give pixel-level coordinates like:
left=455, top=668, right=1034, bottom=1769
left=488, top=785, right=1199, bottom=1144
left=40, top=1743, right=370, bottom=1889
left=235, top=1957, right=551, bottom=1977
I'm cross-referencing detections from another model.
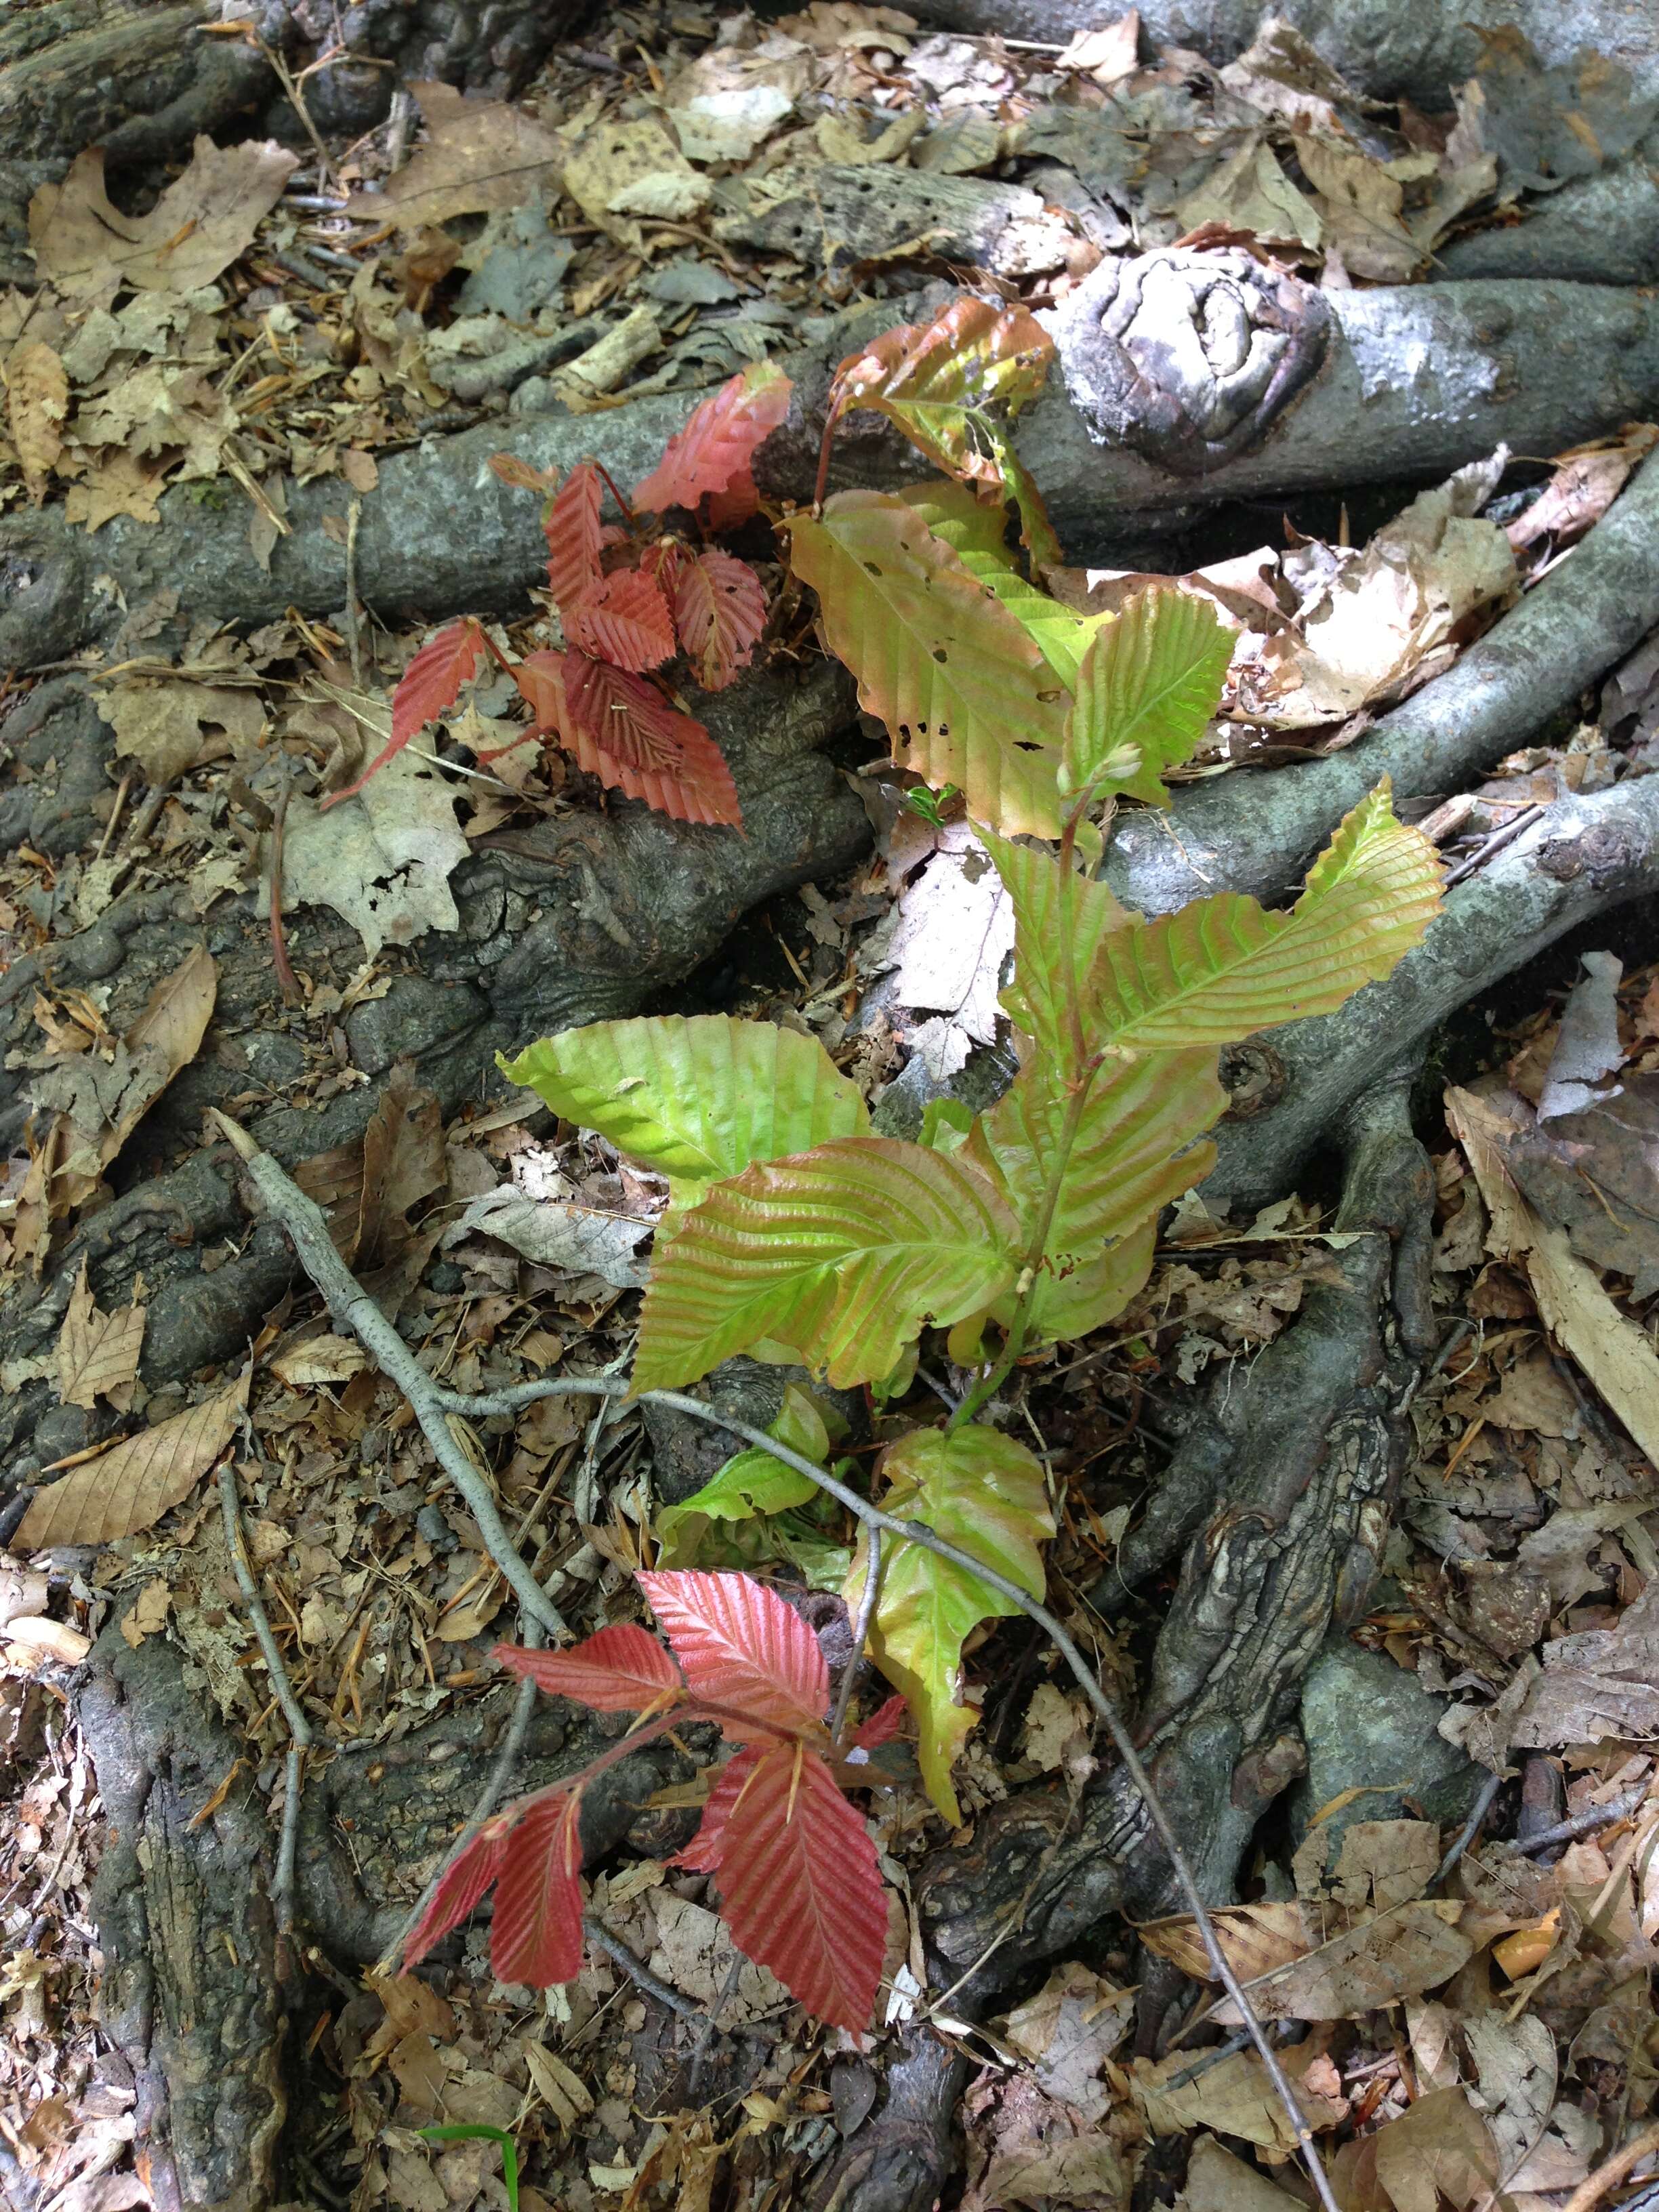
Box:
left=633, top=1136, right=1023, bottom=1393
left=499, top=1015, right=867, bottom=1207
left=979, top=829, right=1130, bottom=1071
left=1089, top=783, right=1443, bottom=1050
left=787, top=491, right=1067, bottom=837
left=1063, top=586, right=1234, bottom=808
left=848, top=1425, right=1053, bottom=1822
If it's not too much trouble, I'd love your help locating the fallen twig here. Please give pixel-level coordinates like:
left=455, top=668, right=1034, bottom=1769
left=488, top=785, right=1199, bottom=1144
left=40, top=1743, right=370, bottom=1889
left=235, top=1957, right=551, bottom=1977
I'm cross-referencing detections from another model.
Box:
left=219, top=1452, right=312, bottom=1954
left=1565, top=2119, right=1659, bottom=2212
left=583, top=1918, right=701, bottom=2020
left=1513, top=1784, right=1650, bottom=1860
left=1433, top=1772, right=1504, bottom=1887
left=209, top=1110, right=569, bottom=1639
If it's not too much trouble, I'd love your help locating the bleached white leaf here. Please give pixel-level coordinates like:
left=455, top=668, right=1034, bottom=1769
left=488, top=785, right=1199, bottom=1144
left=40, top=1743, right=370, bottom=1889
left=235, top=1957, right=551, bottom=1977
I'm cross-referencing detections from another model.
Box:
left=281, top=747, right=469, bottom=959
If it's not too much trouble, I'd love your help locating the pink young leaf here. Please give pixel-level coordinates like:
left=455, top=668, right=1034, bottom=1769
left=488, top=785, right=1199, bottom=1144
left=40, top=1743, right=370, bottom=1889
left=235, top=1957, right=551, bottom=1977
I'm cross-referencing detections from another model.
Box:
left=545, top=462, right=605, bottom=613
left=672, top=549, right=769, bottom=692
left=714, top=1740, right=886, bottom=2035
left=637, top=1570, right=829, bottom=1740
left=493, top=1626, right=683, bottom=1712
left=852, top=1696, right=908, bottom=1750
left=703, top=468, right=760, bottom=531
left=674, top=1744, right=763, bottom=1874
left=401, top=1821, right=512, bottom=1971
left=564, top=564, right=677, bottom=672
left=633, top=363, right=792, bottom=516
left=325, top=621, right=483, bottom=809
left=491, top=1789, right=586, bottom=1988
left=513, top=649, right=743, bottom=827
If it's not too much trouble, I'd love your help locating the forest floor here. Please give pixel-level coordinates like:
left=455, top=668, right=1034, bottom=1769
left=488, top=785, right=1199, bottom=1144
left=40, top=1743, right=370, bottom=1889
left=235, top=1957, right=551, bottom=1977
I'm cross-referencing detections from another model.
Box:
left=5, top=8, right=1659, bottom=2212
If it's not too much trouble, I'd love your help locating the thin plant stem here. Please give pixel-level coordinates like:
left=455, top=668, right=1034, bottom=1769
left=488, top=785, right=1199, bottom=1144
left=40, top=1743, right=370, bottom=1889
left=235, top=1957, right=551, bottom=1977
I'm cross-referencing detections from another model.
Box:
left=829, top=1526, right=882, bottom=1752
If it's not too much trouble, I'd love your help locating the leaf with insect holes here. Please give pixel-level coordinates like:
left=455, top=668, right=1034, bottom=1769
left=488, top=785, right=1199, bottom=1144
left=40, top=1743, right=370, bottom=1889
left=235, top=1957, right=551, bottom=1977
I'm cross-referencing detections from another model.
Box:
left=499, top=1013, right=868, bottom=1209
left=490, top=1789, right=586, bottom=1987
left=848, top=1427, right=1052, bottom=1824
left=403, top=1823, right=513, bottom=1971
left=638, top=1569, right=828, bottom=1738
left=514, top=649, right=743, bottom=828
left=633, top=362, right=792, bottom=517
left=493, top=1624, right=684, bottom=1712
left=832, top=297, right=1052, bottom=483
left=326, top=621, right=483, bottom=807
left=1086, top=783, right=1443, bottom=1050
left=1063, top=587, right=1234, bottom=808
left=632, top=1136, right=1023, bottom=1393
left=544, top=461, right=604, bottom=614
left=711, top=1738, right=886, bottom=2035
left=789, top=491, right=1067, bottom=838
left=564, top=565, right=676, bottom=672
left=673, top=549, right=769, bottom=691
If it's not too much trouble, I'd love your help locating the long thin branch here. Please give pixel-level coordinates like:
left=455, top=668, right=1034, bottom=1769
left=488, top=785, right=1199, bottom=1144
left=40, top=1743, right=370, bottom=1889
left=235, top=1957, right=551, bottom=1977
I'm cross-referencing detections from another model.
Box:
left=220, top=1117, right=1335, bottom=2212
left=209, top=1109, right=568, bottom=1638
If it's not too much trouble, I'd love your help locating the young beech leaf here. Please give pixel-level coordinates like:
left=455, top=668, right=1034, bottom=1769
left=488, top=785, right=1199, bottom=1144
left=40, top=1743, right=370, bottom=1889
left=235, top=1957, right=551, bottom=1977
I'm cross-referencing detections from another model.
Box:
left=655, top=1390, right=831, bottom=1565
left=563, top=565, right=676, bottom=672
left=788, top=492, right=1068, bottom=838
left=977, top=829, right=1130, bottom=1070
left=638, top=1568, right=828, bottom=1738
left=493, top=1624, right=684, bottom=1711
left=847, top=1427, right=1053, bottom=1824
left=514, top=648, right=743, bottom=828
left=1063, top=586, right=1235, bottom=808
left=500, top=1013, right=868, bottom=1205
left=404, top=1823, right=512, bottom=1970
left=544, top=461, right=605, bottom=614
left=1088, top=783, right=1443, bottom=1050
left=705, top=1738, right=886, bottom=2036
left=832, top=297, right=1052, bottom=483
left=673, top=548, right=769, bottom=691
left=490, top=1789, right=586, bottom=1986
left=326, top=621, right=483, bottom=807
left=851, top=1694, right=908, bottom=1751
left=631, top=1135, right=1023, bottom=1393
left=676, top=1741, right=760, bottom=1872
left=633, top=361, right=793, bottom=518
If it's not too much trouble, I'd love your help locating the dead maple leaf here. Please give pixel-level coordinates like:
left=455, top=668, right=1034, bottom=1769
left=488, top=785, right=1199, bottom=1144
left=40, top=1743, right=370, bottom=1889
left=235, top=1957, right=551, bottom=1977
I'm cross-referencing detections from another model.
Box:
left=29, top=137, right=299, bottom=301
left=345, top=81, right=565, bottom=230
left=18, top=1368, right=248, bottom=1549
left=56, top=1259, right=146, bottom=1411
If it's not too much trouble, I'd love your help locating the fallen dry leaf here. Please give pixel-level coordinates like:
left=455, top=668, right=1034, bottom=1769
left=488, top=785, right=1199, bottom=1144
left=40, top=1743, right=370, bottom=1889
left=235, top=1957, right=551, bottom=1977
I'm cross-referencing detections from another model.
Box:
left=281, top=745, right=469, bottom=959
left=94, top=677, right=266, bottom=785
left=17, top=1368, right=247, bottom=1549
left=346, top=81, right=565, bottom=230
left=5, top=339, right=69, bottom=502
left=268, top=1335, right=370, bottom=1387
left=56, top=1259, right=146, bottom=1410
left=447, top=1187, right=651, bottom=1289
left=30, top=137, right=299, bottom=300
left=1176, top=2135, right=1305, bottom=2211
left=1507, top=424, right=1659, bottom=554
left=1509, top=1576, right=1659, bottom=1747
left=1001, top=1963, right=1133, bottom=2122
left=1447, top=1082, right=1659, bottom=1469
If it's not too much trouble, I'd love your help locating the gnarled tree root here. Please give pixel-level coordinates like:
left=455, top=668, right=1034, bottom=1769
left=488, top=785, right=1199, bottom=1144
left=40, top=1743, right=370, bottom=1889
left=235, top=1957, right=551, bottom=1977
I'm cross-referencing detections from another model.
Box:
left=813, top=1083, right=1432, bottom=2212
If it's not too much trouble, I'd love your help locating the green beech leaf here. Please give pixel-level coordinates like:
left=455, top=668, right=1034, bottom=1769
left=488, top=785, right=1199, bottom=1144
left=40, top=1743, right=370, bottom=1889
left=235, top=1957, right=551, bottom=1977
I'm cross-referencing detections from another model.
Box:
left=655, top=1385, right=830, bottom=1563
left=1063, top=586, right=1235, bottom=808
left=976, top=415, right=1063, bottom=575
left=787, top=493, right=1067, bottom=838
left=895, top=480, right=1017, bottom=565
left=847, top=1426, right=1053, bottom=1822
left=834, top=298, right=1054, bottom=478
left=958, top=554, right=1106, bottom=693
left=979, top=829, right=1130, bottom=1070
left=499, top=1015, right=867, bottom=1205
left=1089, top=783, right=1443, bottom=1050
left=966, top=1047, right=1222, bottom=1341
left=633, top=1136, right=1023, bottom=1393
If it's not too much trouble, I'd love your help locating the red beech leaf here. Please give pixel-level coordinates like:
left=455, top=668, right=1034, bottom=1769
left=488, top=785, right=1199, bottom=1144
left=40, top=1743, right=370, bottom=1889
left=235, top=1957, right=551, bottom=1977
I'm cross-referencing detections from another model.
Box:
left=401, top=1822, right=511, bottom=1971
left=852, top=1696, right=908, bottom=1750
left=493, top=1626, right=683, bottom=1712
left=513, top=650, right=743, bottom=827
left=714, top=1740, right=886, bottom=2035
left=545, top=462, right=605, bottom=613
left=703, top=469, right=760, bottom=531
left=672, top=549, right=769, bottom=691
left=674, top=1745, right=762, bottom=1873
left=637, top=1570, right=829, bottom=1739
left=565, top=565, right=676, bottom=672
left=638, top=540, right=686, bottom=599
left=633, top=363, right=792, bottom=516
left=326, top=621, right=485, bottom=810
left=491, top=1788, right=586, bottom=1988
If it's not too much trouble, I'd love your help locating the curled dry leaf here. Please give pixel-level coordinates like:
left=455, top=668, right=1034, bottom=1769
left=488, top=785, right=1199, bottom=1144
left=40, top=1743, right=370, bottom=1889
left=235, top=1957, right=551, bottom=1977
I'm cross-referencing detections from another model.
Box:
left=17, top=1368, right=249, bottom=1550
